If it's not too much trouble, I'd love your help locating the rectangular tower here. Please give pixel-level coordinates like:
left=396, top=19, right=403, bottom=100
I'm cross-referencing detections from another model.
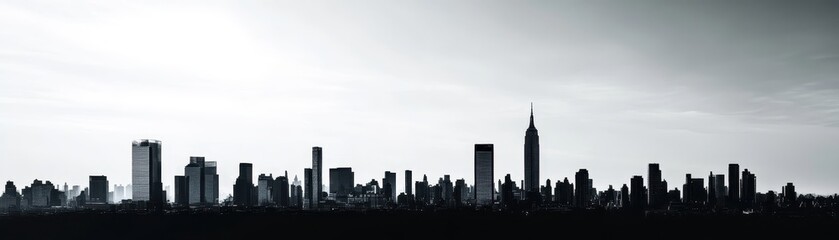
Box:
left=132, top=139, right=162, bottom=204
left=312, top=147, right=322, bottom=209
left=474, top=144, right=494, bottom=206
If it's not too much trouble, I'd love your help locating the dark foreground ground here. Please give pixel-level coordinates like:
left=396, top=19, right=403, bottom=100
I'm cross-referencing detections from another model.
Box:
left=1, top=209, right=838, bottom=239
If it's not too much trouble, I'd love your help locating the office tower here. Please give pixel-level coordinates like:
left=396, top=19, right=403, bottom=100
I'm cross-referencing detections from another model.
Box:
left=648, top=163, right=665, bottom=208
left=312, top=147, right=323, bottom=209
left=204, top=161, right=219, bottom=204
left=274, top=173, right=290, bottom=207
left=620, top=184, right=630, bottom=208
left=132, top=139, right=163, bottom=205
left=728, top=164, right=740, bottom=206
left=556, top=178, right=573, bottom=205
left=524, top=104, right=540, bottom=198
left=441, top=175, right=453, bottom=203
left=666, top=188, right=681, bottom=204
left=682, top=174, right=706, bottom=204
left=501, top=174, right=514, bottom=207
left=185, top=159, right=202, bottom=205
left=384, top=171, right=397, bottom=202
left=290, top=175, right=301, bottom=208
left=708, top=172, right=716, bottom=206
left=474, top=144, right=494, bottom=206
left=574, top=169, right=591, bottom=208
left=0, top=181, right=21, bottom=211
left=782, top=182, right=796, bottom=206
left=88, top=176, right=108, bottom=204
left=542, top=180, right=553, bottom=203
left=304, top=168, right=313, bottom=209
left=63, top=183, right=68, bottom=202
left=714, top=174, right=726, bottom=208
left=114, top=185, right=124, bottom=202
left=258, top=174, right=273, bottom=206
left=233, top=163, right=254, bottom=206
left=329, top=168, right=354, bottom=201
left=741, top=169, right=756, bottom=208
left=630, top=175, right=645, bottom=209
left=125, top=184, right=131, bottom=199
left=415, top=175, right=430, bottom=205
left=405, top=170, right=413, bottom=197
left=174, top=176, right=188, bottom=206
left=454, top=179, right=467, bottom=205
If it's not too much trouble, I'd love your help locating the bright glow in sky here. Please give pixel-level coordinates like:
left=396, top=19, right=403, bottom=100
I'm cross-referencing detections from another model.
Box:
left=2, top=1, right=838, bottom=199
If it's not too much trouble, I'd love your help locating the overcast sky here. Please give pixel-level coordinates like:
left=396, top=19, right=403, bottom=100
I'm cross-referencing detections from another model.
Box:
left=2, top=0, right=838, bottom=199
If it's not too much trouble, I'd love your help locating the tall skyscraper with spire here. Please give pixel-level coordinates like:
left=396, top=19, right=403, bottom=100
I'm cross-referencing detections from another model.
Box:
left=524, top=103, right=540, bottom=197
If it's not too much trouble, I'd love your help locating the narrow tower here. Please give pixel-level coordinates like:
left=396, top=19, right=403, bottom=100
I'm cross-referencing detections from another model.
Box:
left=524, top=103, right=540, bottom=198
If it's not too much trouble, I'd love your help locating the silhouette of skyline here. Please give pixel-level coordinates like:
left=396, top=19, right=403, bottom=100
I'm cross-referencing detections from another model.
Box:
left=1, top=0, right=839, bottom=221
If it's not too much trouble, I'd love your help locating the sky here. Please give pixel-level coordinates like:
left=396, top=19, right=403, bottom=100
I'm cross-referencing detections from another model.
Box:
left=1, top=0, right=838, bottom=200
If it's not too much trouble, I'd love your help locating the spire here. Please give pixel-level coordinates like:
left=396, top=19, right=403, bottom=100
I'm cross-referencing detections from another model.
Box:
left=528, top=102, right=536, bottom=129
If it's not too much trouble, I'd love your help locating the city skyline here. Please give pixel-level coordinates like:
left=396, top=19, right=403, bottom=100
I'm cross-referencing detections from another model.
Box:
left=2, top=0, right=839, bottom=198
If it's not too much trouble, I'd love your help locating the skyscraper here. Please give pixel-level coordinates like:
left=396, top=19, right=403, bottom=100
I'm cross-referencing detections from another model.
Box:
left=185, top=159, right=202, bottom=205
left=630, top=175, right=645, bottom=209
left=257, top=174, right=273, bottom=206
left=312, top=147, right=323, bottom=209
left=174, top=176, right=188, bottom=206
left=575, top=169, right=591, bottom=208
left=0, top=181, right=21, bottom=211
left=524, top=104, right=540, bottom=197
left=233, top=163, right=254, bottom=206
left=714, top=174, right=726, bottom=208
left=648, top=163, right=665, bottom=208
left=384, top=171, right=397, bottom=202
left=304, top=168, right=313, bottom=209
left=88, top=176, right=108, bottom=204
left=728, top=163, right=740, bottom=206
left=204, top=161, right=219, bottom=204
left=741, top=169, right=757, bottom=208
left=329, top=167, right=354, bottom=201
left=273, top=172, right=290, bottom=207
left=132, top=139, right=162, bottom=205
left=405, top=170, right=413, bottom=196
left=474, top=144, right=494, bottom=206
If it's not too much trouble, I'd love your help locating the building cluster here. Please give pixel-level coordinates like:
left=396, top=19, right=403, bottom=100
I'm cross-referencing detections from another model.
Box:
left=2, top=106, right=838, bottom=214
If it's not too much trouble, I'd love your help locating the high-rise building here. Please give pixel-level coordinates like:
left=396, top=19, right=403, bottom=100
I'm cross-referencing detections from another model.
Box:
left=0, top=181, right=22, bottom=211
left=273, top=172, right=290, bottom=207
left=185, top=158, right=203, bottom=205
left=312, top=147, right=323, bottom=209
left=557, top=178, right=573, bottom=205
left=714, top=174, right=726, bottom=208
left=384, top=171, right=397, bottom=202
left=204, top=161, right=219, bottom=204
left=620, top=184, right=630, bottom=208
left=174, top=176, right=188, bottom=206
left=741, top=169, right=756, bottom=208
left=290, top=175, right=302, bottom=208
left=574, top=169, right=591, bottom=208
left=132, top=139, right=163, bottom=205
left=304, top=168, right=313, bottom=209
left=257, top=174, right=273, bottom=206
left=728, top=164, right=740, bottom=206
left=648, top=163, right=665, bottom=208
left=474, top=144, right=494, bottom=206
left=114, top=185, right=124, bottom=202
left=405, top=170, right=413, bottom=197
left=524, top=104, right=540, bottom=198
left=683, top=174, right=707, bottom=204
left=89, top=176, right=108, bottom=204
left=329, top=167, right=354, bottom=201
left=782, top=182, right=796, bottom=206
left=630, top=175, right=645, bottom=209
left=233, top=163, right=254, bottom=206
